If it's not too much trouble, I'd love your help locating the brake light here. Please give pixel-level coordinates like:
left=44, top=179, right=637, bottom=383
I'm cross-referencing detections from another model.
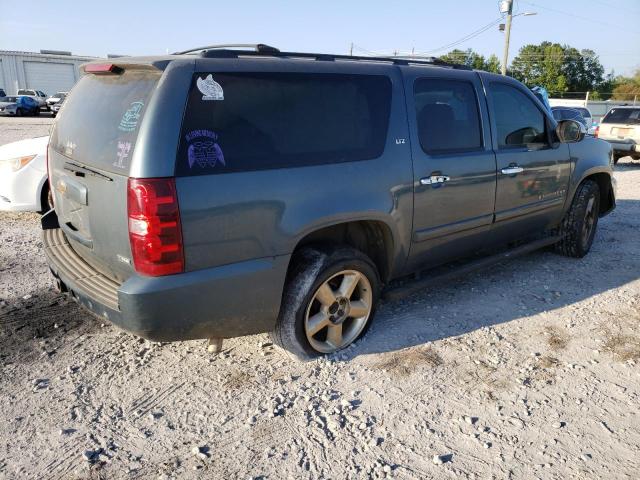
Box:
left=46, top=142, right=53, bottom=208
left=127, top=178, right=184, bottom=276
left=84, top=63, right=123, bottom=75
left=594, top=125, right=600, bottom=138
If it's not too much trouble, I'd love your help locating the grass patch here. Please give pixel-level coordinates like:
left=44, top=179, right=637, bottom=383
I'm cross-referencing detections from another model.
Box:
left=374, top=346, right=443, bottom=377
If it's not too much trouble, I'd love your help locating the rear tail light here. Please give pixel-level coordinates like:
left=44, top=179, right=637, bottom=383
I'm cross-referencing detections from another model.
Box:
left=46, top=142, right=53, bottom=208
left=127, top=178, right=184, bottom=276
left=594, top=125, right=600, bottom=138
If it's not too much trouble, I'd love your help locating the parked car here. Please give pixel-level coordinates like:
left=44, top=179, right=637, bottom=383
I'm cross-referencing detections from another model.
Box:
left=0, top=95, right=41, bottom=116
left=51, top=97, right=65, bottom=117
left=551, top=106, right=589, bottom=129
left=574, top=107, right=593, bottom=129
left=595, top=106, right=640, bottom=163
left=46, top=92, right=68, bottom=109
left=0, top=136, right=51, bottom=212
left=17, top=89, right=47, bottom=109
left=41, top=46, right=616, bottom=360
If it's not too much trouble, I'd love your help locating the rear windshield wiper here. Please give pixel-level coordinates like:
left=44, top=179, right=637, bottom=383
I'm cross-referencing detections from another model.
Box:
left=64, top=162, right=113, bottom=182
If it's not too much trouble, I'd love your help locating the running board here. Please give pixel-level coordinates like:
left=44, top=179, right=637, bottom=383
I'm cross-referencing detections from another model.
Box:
left=383, top=236, right=560, bottom=302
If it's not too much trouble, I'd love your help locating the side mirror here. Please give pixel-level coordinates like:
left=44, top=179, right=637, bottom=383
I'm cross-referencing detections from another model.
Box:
left=556, top=119, right=586, bottom=143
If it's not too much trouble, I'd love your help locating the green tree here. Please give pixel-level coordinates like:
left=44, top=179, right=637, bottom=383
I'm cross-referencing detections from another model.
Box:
left=611, top=70, right=640, bottom=101
left=510, top=42, right=609, bottom=96
left=439, top=49, right=500, bottom=73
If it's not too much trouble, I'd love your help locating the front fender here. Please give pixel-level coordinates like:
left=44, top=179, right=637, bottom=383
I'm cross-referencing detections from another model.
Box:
left=566, top=137, right=614, bottom=214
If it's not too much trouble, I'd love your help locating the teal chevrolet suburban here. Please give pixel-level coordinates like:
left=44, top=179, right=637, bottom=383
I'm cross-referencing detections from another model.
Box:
left=42, top=44, right=615, bottom=359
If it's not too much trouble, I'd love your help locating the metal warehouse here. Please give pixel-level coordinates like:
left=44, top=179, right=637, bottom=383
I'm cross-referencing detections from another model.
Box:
left=0, top=50, right=98, bottom=96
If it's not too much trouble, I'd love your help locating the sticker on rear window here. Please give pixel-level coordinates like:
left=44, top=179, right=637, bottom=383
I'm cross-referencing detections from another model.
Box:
left=114, top=141, right=132, bottom=169
left=185, top=130, right=225, bottom=168
left=197, top=75, right=224, bottom=101
left=119, top=101, right=144, bottom=132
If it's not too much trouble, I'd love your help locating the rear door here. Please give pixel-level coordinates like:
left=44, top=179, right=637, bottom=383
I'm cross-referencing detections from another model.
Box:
left=49, top=66, right=162, bottom=282
left=403, top=69, right=497, bottom=271
left=483, top=78, right=571, bottom=243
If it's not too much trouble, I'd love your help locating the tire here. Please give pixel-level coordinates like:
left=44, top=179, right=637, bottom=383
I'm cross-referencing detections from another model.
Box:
left=33, top=109, right=40, bottom=117
left=16, top=108, right=23, bottom=117
left=555, top=180, right=600, bottom=258
left=271, top=246, right=381, bottom=360
left=39, top=183, right=54, bottom=214
left=613, top=153, right=622, bottom=165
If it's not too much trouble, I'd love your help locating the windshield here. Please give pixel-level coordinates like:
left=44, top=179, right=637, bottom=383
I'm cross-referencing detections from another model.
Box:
left=17, top=90, right=33, bottom=95
left=602, top=108, right=640, bottom=125
left=54, top=92, right=66, bottom=98
left=576, top=108, right=591, bottom=118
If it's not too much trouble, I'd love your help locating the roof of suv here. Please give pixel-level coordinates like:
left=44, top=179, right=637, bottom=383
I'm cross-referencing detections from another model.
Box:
left=81, top=44, right=475, bottom=74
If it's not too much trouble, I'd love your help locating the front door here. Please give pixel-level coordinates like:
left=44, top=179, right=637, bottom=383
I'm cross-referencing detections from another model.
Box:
left=404, top=70, right=497, bottom=272
left=483, top=78, right=571, bottom=243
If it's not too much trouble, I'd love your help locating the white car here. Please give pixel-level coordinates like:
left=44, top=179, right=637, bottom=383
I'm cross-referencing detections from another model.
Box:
left=0, top=136, right=51, bottom=212
left=46, top=91, right=68, bottom=108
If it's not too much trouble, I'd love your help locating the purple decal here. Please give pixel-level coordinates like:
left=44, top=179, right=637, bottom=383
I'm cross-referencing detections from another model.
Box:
left=185, top=130, right=225, bottom=169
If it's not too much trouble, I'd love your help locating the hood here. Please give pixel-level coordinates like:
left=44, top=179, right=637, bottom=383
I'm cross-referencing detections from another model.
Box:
left=0, top=136, right=49, bottom=160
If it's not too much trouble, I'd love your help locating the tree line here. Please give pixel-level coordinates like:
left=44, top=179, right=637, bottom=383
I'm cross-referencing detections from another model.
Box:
left=438, top=42, right=639, bottom=101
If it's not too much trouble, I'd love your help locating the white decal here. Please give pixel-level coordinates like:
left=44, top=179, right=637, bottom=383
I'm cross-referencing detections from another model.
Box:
left=197, top=74, right=224, bottom=101
left=114, top=141, right=131, bottom=169
left=395, top=138, right=406, bottom=144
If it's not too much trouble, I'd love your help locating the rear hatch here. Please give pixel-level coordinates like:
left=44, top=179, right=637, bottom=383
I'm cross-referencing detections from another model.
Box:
left=598, top=107, right=640, bottom=142
left=49, top=65, right=162, bottom=282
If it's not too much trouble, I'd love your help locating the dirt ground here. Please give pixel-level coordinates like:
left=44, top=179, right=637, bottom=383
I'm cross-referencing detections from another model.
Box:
left=1, top=118, right=639, bottom=479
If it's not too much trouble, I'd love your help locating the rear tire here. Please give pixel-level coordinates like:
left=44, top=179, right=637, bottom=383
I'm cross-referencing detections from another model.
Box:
left=555, top=180, right=600, bottom=258
left=16, top=108, right=23, bottom=117
left=271, top=246, right=381, bottom=360
left=39, top=183, right=53, bottom=214
left=613, top=153, right=622, bottom=164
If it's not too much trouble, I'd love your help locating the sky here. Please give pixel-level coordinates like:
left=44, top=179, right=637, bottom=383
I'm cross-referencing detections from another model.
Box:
left=1, top=0, right=639, bottom=77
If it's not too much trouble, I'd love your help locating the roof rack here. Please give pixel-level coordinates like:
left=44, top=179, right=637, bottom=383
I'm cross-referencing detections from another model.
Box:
left=175, top=44, right=470, bottom=70
left=173, top=44, right=280, bottom=55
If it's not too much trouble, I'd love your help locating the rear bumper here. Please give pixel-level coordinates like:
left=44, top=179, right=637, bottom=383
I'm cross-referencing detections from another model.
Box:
left=43, top=226, right=289, bottom=341
left=602, top=139, right=639, bottom=153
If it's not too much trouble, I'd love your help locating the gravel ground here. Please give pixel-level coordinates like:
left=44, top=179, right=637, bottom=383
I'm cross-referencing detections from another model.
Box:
left=1, top=120, right=639, bottom=479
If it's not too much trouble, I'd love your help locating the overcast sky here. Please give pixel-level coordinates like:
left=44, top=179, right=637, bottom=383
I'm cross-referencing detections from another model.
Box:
left=2, top=0, right=639, bottom=78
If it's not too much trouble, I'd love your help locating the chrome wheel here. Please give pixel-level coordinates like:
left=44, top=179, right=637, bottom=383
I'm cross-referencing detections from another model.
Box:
left=304, top=270, right=373, bottom=353
left=581, top=195, right=597, bottom=246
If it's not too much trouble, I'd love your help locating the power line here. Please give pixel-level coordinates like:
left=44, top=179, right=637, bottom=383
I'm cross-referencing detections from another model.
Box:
left=584, top=0, right=640, bottom=16
left=520, top=1, right=640, bottom=34
left=414, top=17, right=504, bottom=55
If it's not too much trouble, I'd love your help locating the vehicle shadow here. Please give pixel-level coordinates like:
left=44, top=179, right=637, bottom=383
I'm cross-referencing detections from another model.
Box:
left=0, top=287, right=102, bottom=368
left=351, top=198, right=640, bottom=358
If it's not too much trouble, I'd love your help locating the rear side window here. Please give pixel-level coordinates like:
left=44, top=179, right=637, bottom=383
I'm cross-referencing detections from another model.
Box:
left=602, top=108, right=640, bottom=125
left=413, top=78, right=482, bottom=154
left=51, top=70, right=160, bottom=173
left=489, top=83, right=547, bottom=148
left=176, top=72, right=392, bottom=176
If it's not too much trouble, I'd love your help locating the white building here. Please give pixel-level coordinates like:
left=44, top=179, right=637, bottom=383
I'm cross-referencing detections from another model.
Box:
left=0, top=50, right=99, bottom=96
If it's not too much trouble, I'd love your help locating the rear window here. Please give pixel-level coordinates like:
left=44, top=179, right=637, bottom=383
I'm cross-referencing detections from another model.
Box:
left=51, top=70, right=160, bottom=173
left=17, top=89, right=33, bottom=95
left=176, top=72, right=392, bottom=176
left=602, top=108, right=640, bottom=125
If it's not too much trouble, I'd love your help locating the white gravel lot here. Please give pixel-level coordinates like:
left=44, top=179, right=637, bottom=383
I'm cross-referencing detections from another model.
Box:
left=1, top=118, right=639, bottom=479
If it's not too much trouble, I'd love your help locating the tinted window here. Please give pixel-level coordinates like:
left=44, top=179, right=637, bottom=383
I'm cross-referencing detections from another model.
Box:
left=50, top=70, right=160, bottom=173
left=576, top=108, right=591, bottom=118
left=602, top=108, right=640, bottom=125
left=489, top=83, right=547, bottom=148
left=413, top=78, right=482, bottom=154
left=176, top=72, right=392, bottom=176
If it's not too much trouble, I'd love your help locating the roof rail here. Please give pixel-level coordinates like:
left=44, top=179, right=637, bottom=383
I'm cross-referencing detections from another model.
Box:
left=191, top=47, right=470, bottom=70
left=173, top=44, right=280, bottom=55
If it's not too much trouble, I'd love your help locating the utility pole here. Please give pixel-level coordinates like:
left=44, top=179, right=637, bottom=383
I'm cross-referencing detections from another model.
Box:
left=501, top=0, right=513, bottom=76
left=350, top=42, right=353, bottom=56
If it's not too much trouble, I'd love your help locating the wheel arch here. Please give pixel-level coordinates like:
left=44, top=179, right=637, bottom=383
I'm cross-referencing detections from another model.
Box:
left=289, top=219, right=397, bottom=284
left=576, top=170, right=615, bottom=216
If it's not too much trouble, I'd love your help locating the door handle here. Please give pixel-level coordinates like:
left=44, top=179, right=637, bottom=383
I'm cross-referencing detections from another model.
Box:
left=501, top=166, right=524, bottom=175
left=420, top=175, right=450, bottom=185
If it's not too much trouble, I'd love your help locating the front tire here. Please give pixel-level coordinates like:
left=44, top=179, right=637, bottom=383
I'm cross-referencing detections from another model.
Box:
left=555, top=180, right=600, bottom=258
left=271, top=246, right=381, bottom=360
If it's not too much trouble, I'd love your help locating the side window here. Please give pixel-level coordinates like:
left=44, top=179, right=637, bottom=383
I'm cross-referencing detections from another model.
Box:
left=176, top=72, right=392, bottom=175
left=414, top=78, right=482, bottom=154
left=489, top=83, right=547, bottom=148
